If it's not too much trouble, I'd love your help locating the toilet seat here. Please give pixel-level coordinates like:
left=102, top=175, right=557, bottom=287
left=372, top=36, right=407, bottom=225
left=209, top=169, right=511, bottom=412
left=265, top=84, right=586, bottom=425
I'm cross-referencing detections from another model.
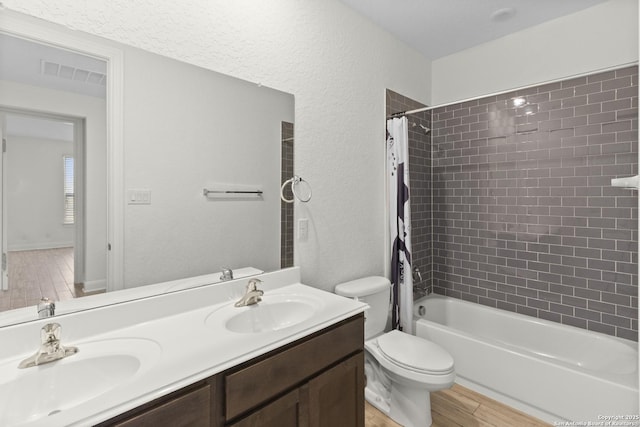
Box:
left=376, top=330, right=454, bottom=375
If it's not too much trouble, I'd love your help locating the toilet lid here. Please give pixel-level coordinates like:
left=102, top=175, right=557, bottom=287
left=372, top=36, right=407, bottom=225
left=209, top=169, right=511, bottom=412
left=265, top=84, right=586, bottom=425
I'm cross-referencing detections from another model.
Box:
left=377, top=330, right=454, bottom=375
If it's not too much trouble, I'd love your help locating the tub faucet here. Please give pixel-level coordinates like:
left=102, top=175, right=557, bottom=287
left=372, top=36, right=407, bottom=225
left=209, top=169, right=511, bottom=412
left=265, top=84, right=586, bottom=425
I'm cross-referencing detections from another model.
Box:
left=18, top=323, right=78, bottom=369
left=220, top=267, right=234, bottom=281
left=234, top=278, right=264, bottom=307
left=412, top=266, right=423, bottom=283
left=37, top=297, right=56, bottom=318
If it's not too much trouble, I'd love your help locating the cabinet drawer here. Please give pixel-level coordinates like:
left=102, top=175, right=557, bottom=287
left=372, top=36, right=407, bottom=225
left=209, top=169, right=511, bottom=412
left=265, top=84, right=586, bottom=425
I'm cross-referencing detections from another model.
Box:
left=225, top=315, right=363, bottom=420
left=111, top=385, right=211, bottom=427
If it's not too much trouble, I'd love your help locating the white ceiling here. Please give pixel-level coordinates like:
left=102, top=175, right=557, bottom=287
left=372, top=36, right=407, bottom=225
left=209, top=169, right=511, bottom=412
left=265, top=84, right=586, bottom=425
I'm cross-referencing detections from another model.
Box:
left=338, top=0, right=608, bottom=60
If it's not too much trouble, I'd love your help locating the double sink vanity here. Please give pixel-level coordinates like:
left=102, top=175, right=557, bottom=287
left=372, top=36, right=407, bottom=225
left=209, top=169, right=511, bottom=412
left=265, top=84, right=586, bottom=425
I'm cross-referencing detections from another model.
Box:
left=0, top=267, right=367, bottom=426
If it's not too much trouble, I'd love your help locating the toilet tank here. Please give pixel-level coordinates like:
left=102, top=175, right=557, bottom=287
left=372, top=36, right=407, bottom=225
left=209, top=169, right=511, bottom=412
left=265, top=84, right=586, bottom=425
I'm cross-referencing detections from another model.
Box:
left=334, top=276, right=391, bottom=340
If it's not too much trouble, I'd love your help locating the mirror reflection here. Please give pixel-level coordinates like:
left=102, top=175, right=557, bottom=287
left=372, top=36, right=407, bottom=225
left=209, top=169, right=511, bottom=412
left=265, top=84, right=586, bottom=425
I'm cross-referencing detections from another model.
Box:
left=0, top=20, right=294, bottom=327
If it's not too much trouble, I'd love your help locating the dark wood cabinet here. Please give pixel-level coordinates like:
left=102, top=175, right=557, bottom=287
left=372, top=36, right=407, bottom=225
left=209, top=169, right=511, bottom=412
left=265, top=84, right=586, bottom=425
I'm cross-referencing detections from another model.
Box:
left=99, top=314, right=364, bottom=427
left=110, top=385, right=211, bottom=427
left=228, top=389, right=304, bottom=427
left=303, top=353, right=364, bottom=427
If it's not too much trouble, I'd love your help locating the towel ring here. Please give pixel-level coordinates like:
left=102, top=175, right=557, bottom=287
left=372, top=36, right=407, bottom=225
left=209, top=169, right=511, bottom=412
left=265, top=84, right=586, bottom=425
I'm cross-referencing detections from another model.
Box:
left=281, top=175, right=312, bottom=203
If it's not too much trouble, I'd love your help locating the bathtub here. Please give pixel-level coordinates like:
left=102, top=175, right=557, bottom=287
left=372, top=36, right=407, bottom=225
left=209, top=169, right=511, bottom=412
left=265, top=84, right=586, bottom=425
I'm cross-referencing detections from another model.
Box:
left=414, top=294, right=639, bottom=423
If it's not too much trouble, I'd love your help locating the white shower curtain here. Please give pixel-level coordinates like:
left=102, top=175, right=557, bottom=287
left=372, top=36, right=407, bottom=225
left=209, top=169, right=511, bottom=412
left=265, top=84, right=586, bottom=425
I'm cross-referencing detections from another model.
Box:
left=386, top=117, right=413, bottom=334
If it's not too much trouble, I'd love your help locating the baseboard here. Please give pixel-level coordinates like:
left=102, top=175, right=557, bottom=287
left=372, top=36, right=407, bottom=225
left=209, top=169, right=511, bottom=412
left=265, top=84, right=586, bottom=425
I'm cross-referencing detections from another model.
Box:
left=83, top=279, right=106, bottom=293
left=7, top=242, right=74, bottom=251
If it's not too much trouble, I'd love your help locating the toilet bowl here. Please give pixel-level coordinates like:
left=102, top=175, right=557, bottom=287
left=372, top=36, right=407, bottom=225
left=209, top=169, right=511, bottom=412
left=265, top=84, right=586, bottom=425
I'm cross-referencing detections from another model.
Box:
left=334, top=277, right=455, bottom=427
left=365, top=330, right=455, bottom=426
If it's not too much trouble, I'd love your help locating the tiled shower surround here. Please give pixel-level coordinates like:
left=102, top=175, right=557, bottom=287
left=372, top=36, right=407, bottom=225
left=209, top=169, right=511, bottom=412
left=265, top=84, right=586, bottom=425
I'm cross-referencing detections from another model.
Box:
left=281, top=121, right=294, bottom=269
left=388, top=65, right=639, bottom=340
left=386, top=90, right=432, bottom=297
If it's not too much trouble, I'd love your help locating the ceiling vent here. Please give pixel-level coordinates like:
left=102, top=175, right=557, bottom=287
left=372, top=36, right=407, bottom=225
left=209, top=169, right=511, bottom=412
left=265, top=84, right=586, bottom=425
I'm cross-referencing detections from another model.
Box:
left=40, top=60, right=106, bottom=86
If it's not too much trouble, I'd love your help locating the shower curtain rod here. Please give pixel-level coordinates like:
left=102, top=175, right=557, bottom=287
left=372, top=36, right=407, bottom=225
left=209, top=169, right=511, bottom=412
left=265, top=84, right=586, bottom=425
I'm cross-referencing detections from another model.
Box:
left=386, top=61, right=638, bottom=120
left=387, top=106, right=432, bottom=118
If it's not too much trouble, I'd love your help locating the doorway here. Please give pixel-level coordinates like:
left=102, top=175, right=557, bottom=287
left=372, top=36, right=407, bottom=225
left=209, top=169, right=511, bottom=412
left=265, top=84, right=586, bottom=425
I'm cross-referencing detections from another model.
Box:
left=0, top=110, right=86, bottom=310
left=0, top=13, right=124, bottom=315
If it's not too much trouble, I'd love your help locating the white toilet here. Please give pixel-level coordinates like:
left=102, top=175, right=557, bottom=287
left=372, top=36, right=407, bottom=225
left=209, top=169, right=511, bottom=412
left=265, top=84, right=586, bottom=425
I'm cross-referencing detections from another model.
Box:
left=335, top=276, right=455, bottom=427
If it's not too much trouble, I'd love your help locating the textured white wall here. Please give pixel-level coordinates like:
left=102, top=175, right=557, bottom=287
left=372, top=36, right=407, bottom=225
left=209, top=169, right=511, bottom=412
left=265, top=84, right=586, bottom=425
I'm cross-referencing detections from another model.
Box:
left=2, top=0, right=432, bottom=291
left=432, top=0, right=639, bottom=105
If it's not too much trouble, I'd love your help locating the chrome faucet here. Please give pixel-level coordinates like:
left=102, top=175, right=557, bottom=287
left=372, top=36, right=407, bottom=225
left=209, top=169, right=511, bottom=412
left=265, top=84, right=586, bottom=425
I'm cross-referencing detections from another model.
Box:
left=220, top=267, right=234, bottom=281
left=234, top=278, right=264, bottom=307
left=18, top=323, right=78, bottom=369
left=37, top=297, right=55, bottom=318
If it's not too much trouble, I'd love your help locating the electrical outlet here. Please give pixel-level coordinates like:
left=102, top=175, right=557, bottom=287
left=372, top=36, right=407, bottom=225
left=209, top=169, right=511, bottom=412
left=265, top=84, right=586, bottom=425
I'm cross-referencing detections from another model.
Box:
left=298, top=218, right=309, bottom=241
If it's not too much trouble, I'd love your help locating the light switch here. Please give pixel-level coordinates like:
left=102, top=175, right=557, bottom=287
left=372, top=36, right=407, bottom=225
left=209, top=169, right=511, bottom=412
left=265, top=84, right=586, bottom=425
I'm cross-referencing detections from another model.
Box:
left=128, top=189, right=152, bottom=205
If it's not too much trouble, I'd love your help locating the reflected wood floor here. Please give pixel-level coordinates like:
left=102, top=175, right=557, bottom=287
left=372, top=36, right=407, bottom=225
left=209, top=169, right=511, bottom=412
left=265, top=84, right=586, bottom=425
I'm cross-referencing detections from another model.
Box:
left=0, top=247, right=82, bottom=311
left=365, top=384, right=551, bottom=427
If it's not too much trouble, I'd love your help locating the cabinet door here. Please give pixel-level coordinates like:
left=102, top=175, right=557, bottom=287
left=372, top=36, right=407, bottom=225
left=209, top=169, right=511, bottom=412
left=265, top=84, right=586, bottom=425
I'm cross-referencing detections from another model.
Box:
left=229, top=388, right=305, bottom=427
left=110, top=385, right=210, bottom=427
left=302, top=352, right=364, bottom=427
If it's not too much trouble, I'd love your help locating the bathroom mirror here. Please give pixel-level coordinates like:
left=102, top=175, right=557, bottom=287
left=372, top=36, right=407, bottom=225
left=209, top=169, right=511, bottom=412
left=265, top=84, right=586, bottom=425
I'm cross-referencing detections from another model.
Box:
left=0, top=10, right=294, bottom=327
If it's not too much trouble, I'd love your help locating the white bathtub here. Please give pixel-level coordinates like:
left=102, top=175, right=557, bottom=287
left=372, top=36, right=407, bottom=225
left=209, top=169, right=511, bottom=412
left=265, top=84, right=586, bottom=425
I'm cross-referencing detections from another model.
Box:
left=414, top=294, right=639, bottom=423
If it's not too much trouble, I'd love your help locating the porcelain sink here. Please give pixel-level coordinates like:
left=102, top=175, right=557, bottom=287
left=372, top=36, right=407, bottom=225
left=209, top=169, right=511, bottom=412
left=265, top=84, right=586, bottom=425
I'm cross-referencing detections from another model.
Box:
left=205, top=293, right=325, bottom=333
left=0, top=337, right=161, bottom=426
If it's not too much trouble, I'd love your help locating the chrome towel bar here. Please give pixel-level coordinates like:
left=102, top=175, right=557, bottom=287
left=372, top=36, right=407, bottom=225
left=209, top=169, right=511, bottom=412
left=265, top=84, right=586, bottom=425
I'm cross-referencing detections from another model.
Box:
left=203, top=189, right=263, bottom=196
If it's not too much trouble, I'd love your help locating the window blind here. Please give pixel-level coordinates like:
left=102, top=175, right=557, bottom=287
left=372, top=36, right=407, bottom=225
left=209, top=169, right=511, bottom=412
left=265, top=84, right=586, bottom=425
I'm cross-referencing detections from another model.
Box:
left=63, top=155, right=74, bottom=225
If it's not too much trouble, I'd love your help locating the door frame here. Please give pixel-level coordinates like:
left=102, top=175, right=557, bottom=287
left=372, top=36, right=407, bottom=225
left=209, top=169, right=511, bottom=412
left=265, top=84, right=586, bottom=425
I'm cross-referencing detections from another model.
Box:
left=0, top=10, right=125, bottom=291
left=0, top=108, right=86, bottom=287
left=0, top=113, right=5, bottom=291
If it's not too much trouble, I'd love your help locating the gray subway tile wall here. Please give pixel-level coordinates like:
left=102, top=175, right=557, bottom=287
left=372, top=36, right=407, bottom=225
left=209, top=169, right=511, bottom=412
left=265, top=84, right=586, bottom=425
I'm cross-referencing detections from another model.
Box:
left=431, top=66, right=638, bottom=340
left=281, top=122, right=294, bottom=269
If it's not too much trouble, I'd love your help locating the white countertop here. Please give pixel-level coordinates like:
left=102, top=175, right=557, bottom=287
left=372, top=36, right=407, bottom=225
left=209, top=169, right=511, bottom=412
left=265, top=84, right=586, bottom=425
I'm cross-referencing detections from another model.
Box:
left=0, top=267, right=264, bottom=327
left=0, top=267, right=367, bottom=427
